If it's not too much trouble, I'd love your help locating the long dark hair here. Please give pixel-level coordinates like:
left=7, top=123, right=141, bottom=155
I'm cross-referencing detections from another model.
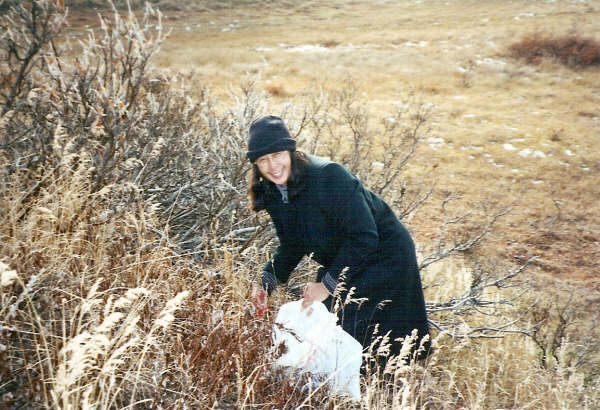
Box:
left=248, top=150, right=310, bottom=211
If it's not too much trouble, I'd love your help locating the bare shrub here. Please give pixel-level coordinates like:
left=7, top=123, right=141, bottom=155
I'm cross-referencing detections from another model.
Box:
left=0, top=0, right=254, bottom=253
left=0, top=0, right=67, bottom=116
left=527, top=288, right=600, bottom=377
left=508, top=32, right=600, bottom=67
left=280, top=79, right=434, bottom=220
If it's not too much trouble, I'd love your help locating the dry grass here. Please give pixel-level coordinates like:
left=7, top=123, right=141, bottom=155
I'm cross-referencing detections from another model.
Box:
left=2, top=176, right=597, bottom=407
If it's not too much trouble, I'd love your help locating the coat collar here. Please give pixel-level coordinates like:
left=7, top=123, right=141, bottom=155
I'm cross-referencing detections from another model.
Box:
left=263, top=154, right=333, bottom=203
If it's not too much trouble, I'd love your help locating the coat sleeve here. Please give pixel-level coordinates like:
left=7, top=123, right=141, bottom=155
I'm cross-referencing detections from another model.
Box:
left=261, top=216, right=304, bottom=295
left=317, top=163, right=379, bottom=293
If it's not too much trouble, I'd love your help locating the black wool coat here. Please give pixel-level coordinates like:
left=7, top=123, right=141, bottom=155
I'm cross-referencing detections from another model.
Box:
left=262, top=154, right=430, bottom=359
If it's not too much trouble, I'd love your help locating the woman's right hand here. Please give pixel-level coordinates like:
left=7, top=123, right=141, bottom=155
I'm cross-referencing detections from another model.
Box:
left=301, top=282, right=330, bottom=310
left=251, top=282, right=268, bottom=317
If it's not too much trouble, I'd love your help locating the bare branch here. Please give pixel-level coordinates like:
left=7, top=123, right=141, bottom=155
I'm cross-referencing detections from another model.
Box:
left=419, top=197, right=512, bottom=270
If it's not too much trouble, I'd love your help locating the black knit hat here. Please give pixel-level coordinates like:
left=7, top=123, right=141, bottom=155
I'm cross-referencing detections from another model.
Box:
left=246, top=115, right=296, bottom=162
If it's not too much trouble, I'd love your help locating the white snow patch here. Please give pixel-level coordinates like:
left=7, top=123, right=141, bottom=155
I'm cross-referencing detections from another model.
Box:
left=276, top=43, right=386, bottom=53
left=517, top=149, right=531, bottom=157
left=515, top=13, right=536, bottom=20
left=476, top=58, right=507, bottom=68
left=564, top=149, right=576, bottom=156
left=428, top=137, right=444, bottom=149
left=254, top=46, right=275, bottom=52
left=344, top=43, right=382, bottom=50
left=402, top=41, right=428, bottom=48
left=531, top=180, right=544, bottom=185
left=221, top=23, right=239, bottom=32
left=285, top=44, right=330, bottom=53
left=518, top=148, right=546, bottom=158
left=503, top=143, right=517, bottom=151
left=371, top=161, right=385, bottom=172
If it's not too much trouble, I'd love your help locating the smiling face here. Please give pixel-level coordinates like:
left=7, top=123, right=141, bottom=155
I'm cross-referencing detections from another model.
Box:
left=255, top=150, right=292, bottom=186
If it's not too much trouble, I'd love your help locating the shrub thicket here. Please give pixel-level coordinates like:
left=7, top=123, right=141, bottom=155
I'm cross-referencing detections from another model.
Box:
left=509, top=32, right=600, bottom=67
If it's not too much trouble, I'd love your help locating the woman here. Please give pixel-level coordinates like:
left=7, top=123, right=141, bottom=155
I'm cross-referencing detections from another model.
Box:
left=247, top=115, right=431, bottom=368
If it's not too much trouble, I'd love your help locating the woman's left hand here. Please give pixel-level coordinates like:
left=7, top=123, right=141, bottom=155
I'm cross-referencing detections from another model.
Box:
left=301, top=282, right=330, bottom=310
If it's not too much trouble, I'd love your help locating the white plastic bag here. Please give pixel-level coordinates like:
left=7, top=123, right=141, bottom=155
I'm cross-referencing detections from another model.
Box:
left=272, top=300, right=362, bottom=400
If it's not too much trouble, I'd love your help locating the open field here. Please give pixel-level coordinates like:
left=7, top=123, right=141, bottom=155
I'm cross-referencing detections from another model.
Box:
left=147, top=0, right=600, bottom=283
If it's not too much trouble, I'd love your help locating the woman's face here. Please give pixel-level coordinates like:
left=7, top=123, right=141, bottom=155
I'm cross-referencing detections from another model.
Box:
left=255, top=150, right=291, bottom=186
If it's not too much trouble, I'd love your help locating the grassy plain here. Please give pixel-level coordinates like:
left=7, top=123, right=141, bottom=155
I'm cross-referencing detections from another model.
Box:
left=149, top=0, right=600, bottom=284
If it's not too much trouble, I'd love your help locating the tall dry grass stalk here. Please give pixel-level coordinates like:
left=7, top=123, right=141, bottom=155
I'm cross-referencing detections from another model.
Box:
left=0, top=144, right=191, bottom=407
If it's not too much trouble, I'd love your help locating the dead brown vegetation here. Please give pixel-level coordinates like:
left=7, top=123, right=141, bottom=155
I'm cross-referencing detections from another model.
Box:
left=509, top=32, right=600, bottom=67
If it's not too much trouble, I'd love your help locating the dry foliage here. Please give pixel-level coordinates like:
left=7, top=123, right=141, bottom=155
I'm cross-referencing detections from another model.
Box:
left=1, top=1, right=598, bottom=409
left=508, top=32, right=600, bottom=67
